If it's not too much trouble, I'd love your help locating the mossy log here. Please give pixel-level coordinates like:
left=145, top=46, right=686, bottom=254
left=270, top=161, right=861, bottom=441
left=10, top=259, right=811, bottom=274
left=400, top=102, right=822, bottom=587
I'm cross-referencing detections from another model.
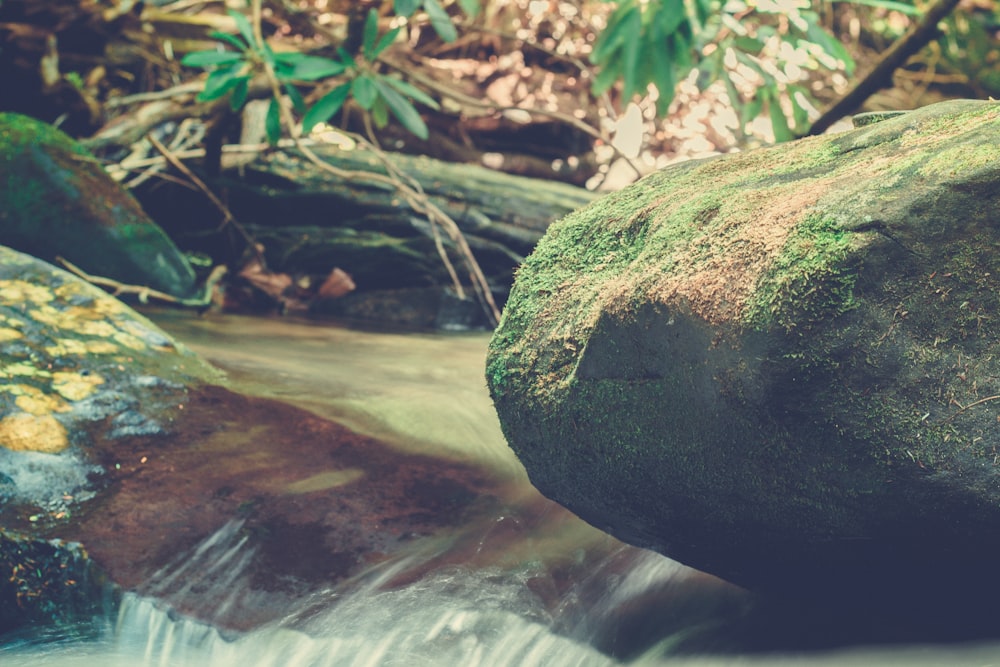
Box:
left=141, top=143, right=597, bottom=295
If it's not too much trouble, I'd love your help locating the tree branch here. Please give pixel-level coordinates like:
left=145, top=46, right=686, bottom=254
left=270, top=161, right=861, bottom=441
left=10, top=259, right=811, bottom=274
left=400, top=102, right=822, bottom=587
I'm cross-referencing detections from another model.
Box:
left=807, top=0, right=962, bottom=136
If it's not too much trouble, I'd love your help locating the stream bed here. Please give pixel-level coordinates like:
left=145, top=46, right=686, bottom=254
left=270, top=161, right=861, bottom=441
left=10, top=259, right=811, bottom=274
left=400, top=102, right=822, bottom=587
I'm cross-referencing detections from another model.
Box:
left=2, top=312, right=1000, bottom=666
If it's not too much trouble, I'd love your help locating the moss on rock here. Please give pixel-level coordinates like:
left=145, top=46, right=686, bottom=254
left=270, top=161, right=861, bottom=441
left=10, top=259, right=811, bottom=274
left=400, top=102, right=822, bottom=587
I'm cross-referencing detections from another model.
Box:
left=487, top=99, right=1000, bottom=609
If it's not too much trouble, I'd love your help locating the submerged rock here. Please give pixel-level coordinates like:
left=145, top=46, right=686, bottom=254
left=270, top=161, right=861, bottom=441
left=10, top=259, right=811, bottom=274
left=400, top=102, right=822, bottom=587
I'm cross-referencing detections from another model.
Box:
left=0, top=113, right=197, bottom=298
left=487, top=100, right=1000, bottom=627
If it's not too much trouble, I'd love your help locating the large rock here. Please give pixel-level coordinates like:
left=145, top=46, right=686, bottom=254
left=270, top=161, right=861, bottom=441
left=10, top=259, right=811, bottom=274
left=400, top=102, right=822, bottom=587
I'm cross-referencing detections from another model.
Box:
left=0, top=113, right=197, bottom=298
left=487, top=100, right=1000, bottom=622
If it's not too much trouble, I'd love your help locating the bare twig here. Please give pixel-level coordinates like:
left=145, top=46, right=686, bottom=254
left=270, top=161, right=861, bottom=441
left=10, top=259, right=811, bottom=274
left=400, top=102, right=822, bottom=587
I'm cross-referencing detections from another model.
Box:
left=58, top=257, right=228, bottom=307
left=146, top=133, right=265, bottom=264
left=941, top=395, right=1000, bottom=424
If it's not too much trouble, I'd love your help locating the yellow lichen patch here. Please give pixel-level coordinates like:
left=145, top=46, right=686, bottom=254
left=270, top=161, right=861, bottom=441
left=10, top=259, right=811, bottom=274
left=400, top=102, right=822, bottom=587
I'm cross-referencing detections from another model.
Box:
left=0, top=279, right=55, bottom=305
left=1, top=362, right=51, bottom=379
left=7, top=384, right=70, bottom=415
left=45, top=339, right=121, bottom=356
left=52, top=371, right=104, bottom=401
left=24, top=304, right=68, bottom=328
left=0, top=412, right=68, bottom=453
left=0, top=327, right=23, bottom=342
left=112, top=328, right=152, bottom=351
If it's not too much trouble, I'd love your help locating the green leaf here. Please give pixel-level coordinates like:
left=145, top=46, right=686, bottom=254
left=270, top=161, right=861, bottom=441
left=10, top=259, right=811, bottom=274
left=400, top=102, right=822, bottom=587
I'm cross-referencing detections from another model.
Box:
left=228, top=9, right=257, bottom=50
left=362, top=8, right=379, bottom=58
left=273, top=51, right=306, bottom=65
left=371, top=26, right=402, bottom=59
left=787, top=85, right=810, bottom=131
left=832, top=0, right=919, bottom=14
left=733, top=35, right=765, bottom=54
left=230, top=76, right=250, bottom=110
left=382, top=76, right=440, bottom=110
left=591, top=55, right=624, bottom=96
left=337, top=47, right=358, bottom=69
left=301, top=82, right=351, bottom=133
left=394, top=0, right=420, bottom=18
left=766, top=91, right=794, bottom=142
left=288, top=56, right=346, bottom=81
left=374, top=77, right=429, bottom=139
left=265, top=97, right=282, bottom=144
left=805, top=20, right=855, bottom=75
left=372, top=95, right=390, bottom=129
left=458, top=0, right=480, bottom=18
left=181, top=50, right=244, bottom=67
left=620, top=9, right=644, bottom=100
left=424, top=0, right=457, bottom=43
left=284, top=82, right=306, bottom=114
left=209, top=31, right=249, bottom=52
left=655, top=0, right=689, bottom=36
left=591, top=1, right=636, bottom=64
left=352, top=74, right=378, bottom=109
left=197, top=64, right=244, bottom=102
left=650, top=35, right=677, bottom=115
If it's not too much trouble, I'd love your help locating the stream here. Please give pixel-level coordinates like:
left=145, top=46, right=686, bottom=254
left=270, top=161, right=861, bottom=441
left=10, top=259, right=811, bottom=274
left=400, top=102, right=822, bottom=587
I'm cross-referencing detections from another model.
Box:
left=2, top=312, right=1000, bottom=666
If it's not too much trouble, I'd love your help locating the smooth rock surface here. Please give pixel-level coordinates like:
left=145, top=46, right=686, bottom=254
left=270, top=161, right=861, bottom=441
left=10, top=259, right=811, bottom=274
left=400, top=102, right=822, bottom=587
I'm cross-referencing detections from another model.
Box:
left=487, top=100, right=1000, bottom=621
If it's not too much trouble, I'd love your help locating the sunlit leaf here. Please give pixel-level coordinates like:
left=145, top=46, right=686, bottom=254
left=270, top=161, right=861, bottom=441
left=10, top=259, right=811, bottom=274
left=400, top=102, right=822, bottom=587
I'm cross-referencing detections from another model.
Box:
left=197, top=64, right=244, bottom=101
left=230, top=76, right=250, bottom=110
left=765, top=90, right=794, bottom=142
left=181, top=50, right=244, bottom=67
left=656, top=0, right=689, bottom=36
left=371, top=26, right=402, bottom=59
left=394, top=0, right=420, bottom=18
left=620, top=9, right=643, bottom=99
left=805, top=19, right=855, bottom=75
left=210, top=30, right=249, bottom=52
left=650, top=35, right=677, bottom=115
left=301, top=82, right=351, bottom=134
left=273, top=51, right=306, bottom=65
left=591, top=1, right=636, bottom=64
left=374, top=78, right=428, bottom=139
left=288, top=56, right=346, bottom=81
left=458, top=0, right=481, bottom=18
left=832, top=0, right=919, bottom=14
left=372, top=94, right=390, bottom=129
left=424, top=0, right=457, bottom=43
left=352, top=74, right=378, bottom=109
left=788, top=85, right=810, bottom=131
left=362, top=8, right=379, bottom=58
left=265, top=97, right=281, bottom=144
left=382, top=76, right=440, bottom=110
left=591, top=55, right=624, bottom=96
left=228, top=9, right=257, bottom=50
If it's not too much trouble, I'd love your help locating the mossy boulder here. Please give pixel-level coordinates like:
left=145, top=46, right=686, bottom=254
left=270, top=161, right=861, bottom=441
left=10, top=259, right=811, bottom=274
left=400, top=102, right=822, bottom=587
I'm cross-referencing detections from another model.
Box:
left=0, top=113, right=197, bottom=298
left=487, top=100, right=1000, bottom=620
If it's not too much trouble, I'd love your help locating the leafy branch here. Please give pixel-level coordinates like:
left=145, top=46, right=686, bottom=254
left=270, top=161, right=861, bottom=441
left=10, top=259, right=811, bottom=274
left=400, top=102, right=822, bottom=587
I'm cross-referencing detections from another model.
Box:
left=181, top=0, right=500, bottom=325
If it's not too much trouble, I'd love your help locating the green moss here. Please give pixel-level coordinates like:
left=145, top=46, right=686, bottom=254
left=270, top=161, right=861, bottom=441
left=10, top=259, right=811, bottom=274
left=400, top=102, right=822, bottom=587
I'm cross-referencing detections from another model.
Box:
left=745, top=213, right=862, bottom=332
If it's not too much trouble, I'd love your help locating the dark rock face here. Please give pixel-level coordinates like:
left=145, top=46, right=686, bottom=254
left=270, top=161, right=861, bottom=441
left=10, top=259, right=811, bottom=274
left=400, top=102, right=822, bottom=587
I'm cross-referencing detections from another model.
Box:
left=487, top=100, right=1000, bottom=623
left=0, top=113, right=197, bottom=298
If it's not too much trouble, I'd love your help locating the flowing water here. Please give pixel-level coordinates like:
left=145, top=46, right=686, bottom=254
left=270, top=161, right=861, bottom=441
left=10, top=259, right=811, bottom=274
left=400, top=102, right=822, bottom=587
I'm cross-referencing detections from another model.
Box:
left=3, top=312, right=1000, bottom=666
